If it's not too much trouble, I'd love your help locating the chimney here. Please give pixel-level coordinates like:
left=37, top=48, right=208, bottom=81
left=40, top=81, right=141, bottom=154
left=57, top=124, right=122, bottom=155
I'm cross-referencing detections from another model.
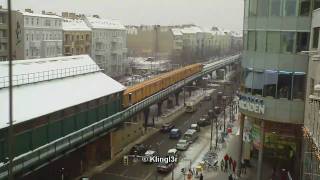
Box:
left=93, top=14, right=100, bottom=18
left=25, top=8, right=33, bottom=13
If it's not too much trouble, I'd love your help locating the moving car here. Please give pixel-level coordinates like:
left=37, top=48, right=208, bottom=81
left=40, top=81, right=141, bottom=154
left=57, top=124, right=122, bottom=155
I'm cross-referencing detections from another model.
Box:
left=144, top=150, right=157, bottom=163
left=197, top=116, right=211, bottom=127
left=169, top=128, right=181, bottom=139
left=161, top=123, right=175, bottom=132
left=157, top=162, right=175, bottom=173
left=176, top=139, right=189, bottom=150
left=129, top=144, right=147, bottom=156
left=190, top=123, right=200, bottom=132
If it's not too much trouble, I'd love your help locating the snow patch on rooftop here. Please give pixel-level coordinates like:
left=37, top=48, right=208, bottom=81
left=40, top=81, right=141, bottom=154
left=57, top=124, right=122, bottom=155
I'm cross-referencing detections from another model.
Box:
left=85, top=16, right=125, bottom=30
left=62, top=19, right=91, bottom=31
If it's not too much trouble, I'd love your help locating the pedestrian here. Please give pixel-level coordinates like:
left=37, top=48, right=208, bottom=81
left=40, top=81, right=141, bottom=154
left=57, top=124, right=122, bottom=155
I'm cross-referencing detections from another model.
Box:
left=228, top=173, right=233, bottom=180
left=232, top=160, right=237, bottom=174
left=229, top=156, right=233, bottom=170
left=199, top=173, right=203, bottom=180
left=224, top=154, right=229, bottom=171
left=187, top=169, right=193, bottom=180
left=241, top=159, right=246, bottom=175
left=221, top=159, right=225, bottom=172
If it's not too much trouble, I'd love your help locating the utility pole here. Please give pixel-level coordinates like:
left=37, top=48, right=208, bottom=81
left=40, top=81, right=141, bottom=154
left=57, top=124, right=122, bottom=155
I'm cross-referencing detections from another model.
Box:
left=7, top=0, right=14, bottom=179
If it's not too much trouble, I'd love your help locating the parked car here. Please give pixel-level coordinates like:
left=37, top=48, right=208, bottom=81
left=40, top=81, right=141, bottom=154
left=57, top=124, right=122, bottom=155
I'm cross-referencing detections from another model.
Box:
left=197, top=117, right=211, bottom=127
left=190, top=123, right=200, bottom=132
left=167, top=148, right=180, bottom=160
left=161, top=123, right=175, bottom=132
left=183, top=129, right=198, bottom=144
left=169, top=128, right=181, bottom=139
left=185, top=101, right=197, bottom=112
left=157, top=162, right=175, bottom=173
left=129, top=144, right=147, bottom=156
left=176, top=139, right=189, bottom=150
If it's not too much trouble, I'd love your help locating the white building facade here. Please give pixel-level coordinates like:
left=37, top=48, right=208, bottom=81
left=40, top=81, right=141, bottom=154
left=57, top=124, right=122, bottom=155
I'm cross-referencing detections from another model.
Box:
left=23, top=11, right=63, bottom=59
left=84, top=16, right=127, bottom=77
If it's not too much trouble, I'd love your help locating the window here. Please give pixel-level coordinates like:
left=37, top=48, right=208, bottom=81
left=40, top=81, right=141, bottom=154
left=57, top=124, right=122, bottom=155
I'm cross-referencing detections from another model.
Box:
left=269, top=0, right=281, bottom=16
left=267, top=31, right=280, bottom=53
left=0, top=14, right=5, bottom=24
left=36, top=18, right=39, bottom=25
left=249, top=0, right=257, bottom=16
left=31, top=18, right=34, bottom=25
left=252, top=71, right=264, bottom=96
left=248, top=31, right=256, bottom=51
left=299, top=0, right=311, bottom=16
left=257, top=0, right=269, bottom=16
left=292, top=72, right=306, bottom=99
left=256, top=31, right=266, bottom=52
left=25, top=17, right=29, bottom=25
left=277, top=71, right=292, bottom=99
left=314, top=0, right=320, bottom=10
left=310, top=78, right=315, bottom=95
left=280, top=32, right=295, bottom=53
left=263, top=70, right=278, bottom=98
left=243, top=68, right=253, bottom=94
left=312, top=27, right=319, bottom=49
left=296, top=32, right=309, bottom=52
left=283, top=0, right=297, bottom=16
left=26, top=49, right=28, bottom=56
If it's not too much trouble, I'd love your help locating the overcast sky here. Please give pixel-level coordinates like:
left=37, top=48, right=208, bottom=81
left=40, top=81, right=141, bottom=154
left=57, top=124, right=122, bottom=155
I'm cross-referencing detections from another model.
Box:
left=2, top=0, right=243, bottom=32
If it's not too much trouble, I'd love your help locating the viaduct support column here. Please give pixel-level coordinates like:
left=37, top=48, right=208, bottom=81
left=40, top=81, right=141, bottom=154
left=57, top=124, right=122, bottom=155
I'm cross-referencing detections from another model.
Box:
left=175, top=92, right=180, bottom=106
left=143, top=107, right=150, bottom=131
left=237, top=113, right=245, bottom=177
left=257, top=121, right=265, bottom=180
left=157, top=101, right=163, bottom=117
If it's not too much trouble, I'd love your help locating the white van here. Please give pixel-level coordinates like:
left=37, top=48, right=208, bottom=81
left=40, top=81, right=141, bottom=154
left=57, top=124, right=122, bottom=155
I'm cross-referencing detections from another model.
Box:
left=183, top=129, right=198, bottom=144
left=185, top=101, right=197, bottom=113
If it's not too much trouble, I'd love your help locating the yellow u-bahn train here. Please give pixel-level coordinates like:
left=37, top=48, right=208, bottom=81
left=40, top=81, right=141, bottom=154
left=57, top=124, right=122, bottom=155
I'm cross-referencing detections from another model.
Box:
left=123, top=63, right=203, bottom=108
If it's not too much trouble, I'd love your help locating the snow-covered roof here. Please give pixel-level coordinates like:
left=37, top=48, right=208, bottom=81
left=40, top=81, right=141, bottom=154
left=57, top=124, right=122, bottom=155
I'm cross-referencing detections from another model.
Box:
left=0, top=55, right=125, bottom=129
left=62, top=19, right=91, bottom=31
left=22, top=11, right=62, bottom=19
left=180, top=26, right=202, bottom=34
left=85, top=16, right=126, bottom=30
left=171, top=28, right=182, bottom=36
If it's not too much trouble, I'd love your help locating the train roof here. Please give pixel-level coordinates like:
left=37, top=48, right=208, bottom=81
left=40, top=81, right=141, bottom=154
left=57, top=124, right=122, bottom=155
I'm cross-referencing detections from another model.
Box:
left=0, top=55, right=125, bottom=129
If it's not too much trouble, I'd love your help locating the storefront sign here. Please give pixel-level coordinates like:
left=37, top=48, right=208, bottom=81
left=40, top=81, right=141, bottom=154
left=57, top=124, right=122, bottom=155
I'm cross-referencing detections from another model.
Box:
left=238, top=95, right=265, bottom=114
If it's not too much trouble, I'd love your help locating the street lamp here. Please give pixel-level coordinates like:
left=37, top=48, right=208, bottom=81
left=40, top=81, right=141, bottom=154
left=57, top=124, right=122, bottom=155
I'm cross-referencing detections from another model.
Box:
left=213, top=106, right=220, bottom=149
left=222, top=95, right=227, bottom=133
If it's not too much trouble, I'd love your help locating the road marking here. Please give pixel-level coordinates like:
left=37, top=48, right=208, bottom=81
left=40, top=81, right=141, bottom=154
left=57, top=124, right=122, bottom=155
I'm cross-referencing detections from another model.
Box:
left=103, top=172, right=142, bottom=180
left=143, top=171, right=154, bottom=180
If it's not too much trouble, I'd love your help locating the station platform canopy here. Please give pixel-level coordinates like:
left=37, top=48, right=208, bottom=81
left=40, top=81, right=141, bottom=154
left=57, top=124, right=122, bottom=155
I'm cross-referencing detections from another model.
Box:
left=0, top=55, right=125, bottom=129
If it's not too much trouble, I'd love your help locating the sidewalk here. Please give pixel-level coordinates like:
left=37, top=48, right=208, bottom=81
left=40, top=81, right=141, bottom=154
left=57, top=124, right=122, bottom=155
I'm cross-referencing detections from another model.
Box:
left=203, top=116, right=273, bottom=180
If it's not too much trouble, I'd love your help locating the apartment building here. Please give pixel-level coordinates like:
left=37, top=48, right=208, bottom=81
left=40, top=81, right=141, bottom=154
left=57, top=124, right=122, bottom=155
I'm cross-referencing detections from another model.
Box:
left=0, top=7, right=24, bottom=61
left=84, top=16, right=127, bottom=77
left=302, top=7, right=320, bottom=180
left=62, top=19, right=91, bottom=56
left=23, top=9, right=63, bottom=59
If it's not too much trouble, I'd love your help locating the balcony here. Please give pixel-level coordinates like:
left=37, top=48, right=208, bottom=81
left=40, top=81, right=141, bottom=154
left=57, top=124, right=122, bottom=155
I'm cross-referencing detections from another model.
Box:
left=29, top=41, right=41, bottom=48
left=112, top=36, right=122, bottom=43
left=0, top=37, right=7, bottom=43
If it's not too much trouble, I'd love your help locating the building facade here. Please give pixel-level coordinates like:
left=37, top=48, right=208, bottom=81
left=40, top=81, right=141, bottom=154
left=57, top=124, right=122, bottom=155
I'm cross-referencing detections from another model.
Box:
left=302, top=8, right=320, bottom=180
left=22, top=10, right=63, bottom=59
left=0, top=7, right=24, bottom=61
left=62, top=19, right=91, bottom=56
left=84, top=16, right=127, bottom=77
left=239, top=0, right=319, bottom=179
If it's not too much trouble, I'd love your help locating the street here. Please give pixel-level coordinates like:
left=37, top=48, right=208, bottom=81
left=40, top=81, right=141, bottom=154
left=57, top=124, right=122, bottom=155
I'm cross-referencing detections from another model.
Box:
left=91, top=92, right=215, bottom=180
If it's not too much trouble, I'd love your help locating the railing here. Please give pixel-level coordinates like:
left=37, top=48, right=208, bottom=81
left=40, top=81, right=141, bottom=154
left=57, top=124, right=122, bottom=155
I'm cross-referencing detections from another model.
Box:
left=0, top=54, right=240, bottom=178
left=0, top=64, right=102, bottom=89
